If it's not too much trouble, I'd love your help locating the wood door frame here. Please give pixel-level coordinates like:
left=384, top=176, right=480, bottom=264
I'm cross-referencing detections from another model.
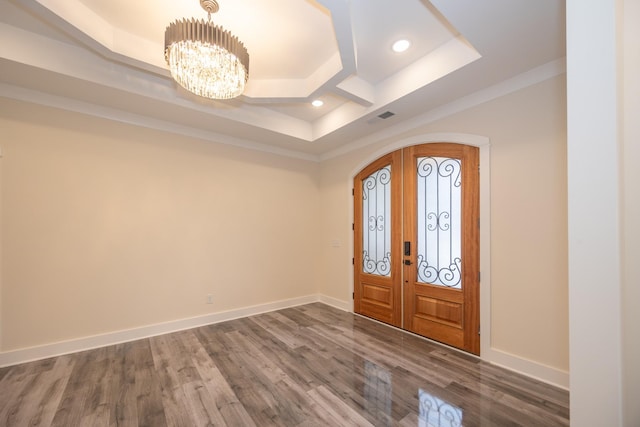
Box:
left=349, top=133, right=491, bottom=356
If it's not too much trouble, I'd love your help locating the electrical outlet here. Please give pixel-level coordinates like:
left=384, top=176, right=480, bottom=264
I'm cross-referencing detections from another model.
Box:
left=207, top=294, right=213, bottom=304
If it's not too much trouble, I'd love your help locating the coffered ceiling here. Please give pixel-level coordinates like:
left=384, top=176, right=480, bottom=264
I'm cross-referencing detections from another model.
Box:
left=0, top=0, right=565, bottom=158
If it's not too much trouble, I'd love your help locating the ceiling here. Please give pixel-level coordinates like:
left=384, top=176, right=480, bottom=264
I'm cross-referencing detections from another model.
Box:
left=0, top=0, right=565, bottom=158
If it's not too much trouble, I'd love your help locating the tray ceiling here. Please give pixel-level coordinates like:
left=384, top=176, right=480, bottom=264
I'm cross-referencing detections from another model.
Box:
left=0, top=0, right=565, bottom=157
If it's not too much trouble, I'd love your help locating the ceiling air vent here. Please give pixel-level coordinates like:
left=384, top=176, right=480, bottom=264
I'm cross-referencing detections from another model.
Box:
left=377, top=111, right=395, bottom=119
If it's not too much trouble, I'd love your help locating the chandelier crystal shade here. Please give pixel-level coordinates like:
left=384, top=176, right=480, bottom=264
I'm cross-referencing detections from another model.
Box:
left=164, top=0, right=249, bottom=100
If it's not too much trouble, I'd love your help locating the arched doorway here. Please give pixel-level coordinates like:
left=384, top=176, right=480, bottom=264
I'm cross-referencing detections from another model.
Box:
left=354, top=143, right=480, bottom=354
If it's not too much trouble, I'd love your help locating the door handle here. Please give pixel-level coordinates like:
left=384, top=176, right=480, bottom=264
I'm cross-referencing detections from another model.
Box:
left=404, top=259, right=412, bottom=266
left=404, top=241, right=411, bottom=256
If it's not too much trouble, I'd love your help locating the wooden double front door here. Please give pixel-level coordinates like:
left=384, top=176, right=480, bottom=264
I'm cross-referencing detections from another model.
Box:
left=354, top=143, right=480, bottom=354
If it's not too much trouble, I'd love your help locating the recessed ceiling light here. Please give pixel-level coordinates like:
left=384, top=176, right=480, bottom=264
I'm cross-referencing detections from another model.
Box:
left=312, top=99, right=324, bottom=107
left=392, top=39, right=411, bottom=53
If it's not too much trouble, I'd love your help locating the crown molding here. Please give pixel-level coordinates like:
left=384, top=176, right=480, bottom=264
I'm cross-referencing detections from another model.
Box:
left=0, top=83, right=320, bottom=162
left=1, top=58, right=565, bottom=163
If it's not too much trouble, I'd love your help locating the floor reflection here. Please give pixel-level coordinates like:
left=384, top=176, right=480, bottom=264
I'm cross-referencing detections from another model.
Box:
left=419, top=388, right=463, bottom=427
left=362, top=359, right=465, bottom=426
left=363, top=361, right=393, bottom=422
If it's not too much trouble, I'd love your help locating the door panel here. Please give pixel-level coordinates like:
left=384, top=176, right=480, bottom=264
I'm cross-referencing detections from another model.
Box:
left=354, top=151, right=402, bottom=327
left=403, top=144, right=479, bottom=354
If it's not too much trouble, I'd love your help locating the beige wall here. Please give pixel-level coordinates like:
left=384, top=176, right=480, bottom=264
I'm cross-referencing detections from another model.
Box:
left=319, top=75, right=569, bottom=372
left=0, top=99, right=321, bottom=351
left=0, top=74, right=569, bottom=377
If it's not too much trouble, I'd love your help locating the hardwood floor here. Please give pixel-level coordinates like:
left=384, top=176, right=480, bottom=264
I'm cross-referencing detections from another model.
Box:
left=0, top=303, right=569, bottom=426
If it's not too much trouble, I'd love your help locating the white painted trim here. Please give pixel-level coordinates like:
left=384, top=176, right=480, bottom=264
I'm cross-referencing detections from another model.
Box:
left=0, top=294, right=320, bottom=368
left=478, top=141, right=492, bottom=366
left=0, top=84, right=320, bottom=163
left=318, top=294, right=351, bottom=312
left=483, top=347, right=570, bottom=390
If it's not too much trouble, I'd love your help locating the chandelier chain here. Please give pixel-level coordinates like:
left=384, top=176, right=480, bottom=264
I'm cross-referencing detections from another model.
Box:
left=201, top=0, right=219, bottom=16
left=200, top=1, right=218, bottom=24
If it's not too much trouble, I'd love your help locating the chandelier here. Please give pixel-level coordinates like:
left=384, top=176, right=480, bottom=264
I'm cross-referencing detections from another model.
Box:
left=164, top=0, right=249, bottom=100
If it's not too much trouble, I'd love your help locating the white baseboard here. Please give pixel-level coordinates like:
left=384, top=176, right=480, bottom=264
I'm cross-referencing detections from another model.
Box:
left=483, top=347, right=570, bottom=390
left=0, top=294, right=569, bottom=391
left=0, top=294, right=321, bottom=368
left=355, top=311, right=569, bottom=390
left=317, top=294, right=351, bottom=311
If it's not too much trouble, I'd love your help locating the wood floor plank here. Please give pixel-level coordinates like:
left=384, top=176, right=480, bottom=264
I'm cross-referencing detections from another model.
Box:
left=131, top=340, right=168, bottom=427
left=77, top=365, right=111, bottom=427
left=0, top=367, right=10, bottom=383
left=181, top=380, right=227, bottom=426
left=0, top=355, right=74, bottom=427
left=307, top=385, right=375, bottom=427
left=148, top=334, right=193, bottom=427
left=107, top=342, right=138, bottom=427
left=248, top=314, right=303, bottom=350
left=308, top=321, right=455, bottom=388
left=221, top=330, right=312, bottom=426
left=181, top=329, right=256, bottom=426
left=0, top=303, right=569, bottom=426
left=51, top=348, right=114, bottom=427
left=201, top=337, right=281, bottom=426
